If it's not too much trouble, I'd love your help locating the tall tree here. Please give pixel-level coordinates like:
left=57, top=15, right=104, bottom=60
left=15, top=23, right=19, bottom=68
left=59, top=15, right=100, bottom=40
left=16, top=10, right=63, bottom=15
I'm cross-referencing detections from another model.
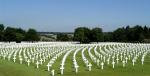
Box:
left=133, top=25, right=145, bottom=42
left=143, top=26, right=149, bottom=39
left=15, top=28, right=26, bottom=43
left=25, top=29, right=40, bottom=42
left=74, top=27, right=91, bottom=43
left=0, top=24, right=5, bottom=41
left=57, top=33, right=70, bottom=41
left=3, top=27, right=16, bottom=42
left=113, top=27, right=127, bottom=42
left=104, top=32, right=113, bottom=42
left=15, top=33, right=24, bottom=43
left=91, top=27, right=103, bottom=42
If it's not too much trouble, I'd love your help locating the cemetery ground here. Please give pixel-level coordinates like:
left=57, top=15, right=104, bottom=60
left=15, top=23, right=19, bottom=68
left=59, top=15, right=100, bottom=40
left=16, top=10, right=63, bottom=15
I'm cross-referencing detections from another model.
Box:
left=0, top=42, right=150, bottom=76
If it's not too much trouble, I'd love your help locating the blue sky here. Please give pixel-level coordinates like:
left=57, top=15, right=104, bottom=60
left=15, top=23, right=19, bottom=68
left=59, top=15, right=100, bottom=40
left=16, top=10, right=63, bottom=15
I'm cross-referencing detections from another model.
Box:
left=0, top=0, right=150, bottom=32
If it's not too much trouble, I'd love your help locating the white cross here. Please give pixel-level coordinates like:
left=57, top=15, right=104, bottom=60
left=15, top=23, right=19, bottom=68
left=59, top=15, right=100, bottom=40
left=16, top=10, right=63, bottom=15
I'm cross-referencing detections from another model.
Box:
left=132, top=59, right=135, bottom=66
left=87, top=63, right=92, bottom=71
left=60, top=66, right=64, bottom=75
left=19, top=58, right=23, bottom=64
left=36, top=61, right=40, bottom=68
left=101, top=62, right=104, bottom=70
left=116, top=58, right=119, bottom=64
left=13, top=57, right=16, bottom=62
left=122, top=60, right=125, bottom=67
left=97, top=59, right=100, bottom=66
left=141, top=58, right=144, bottom=65
left=27, top=59, right=31, bottom=66
left=74, top=64, right=79, bottom=73
left=125, top=57, right=128, bottom=63
left=47, top=63, right=52, bottom=71
left=107, top=59, right=110, bottom=64
left=112, top=61, right=115, bottom=69
left=40, top=59, right=43, bottom=64
left=51, top=69, right=55, bottom=76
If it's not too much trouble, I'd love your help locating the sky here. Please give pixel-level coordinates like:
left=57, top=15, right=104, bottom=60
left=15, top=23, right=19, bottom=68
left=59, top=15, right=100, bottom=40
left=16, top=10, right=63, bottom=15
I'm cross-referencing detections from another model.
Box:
left=0, top=0, right=150, bottom=32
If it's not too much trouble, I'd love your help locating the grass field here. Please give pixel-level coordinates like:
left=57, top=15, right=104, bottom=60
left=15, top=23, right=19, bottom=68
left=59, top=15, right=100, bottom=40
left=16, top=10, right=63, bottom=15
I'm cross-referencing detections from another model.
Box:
left=0, top=44, right=150, bottom=76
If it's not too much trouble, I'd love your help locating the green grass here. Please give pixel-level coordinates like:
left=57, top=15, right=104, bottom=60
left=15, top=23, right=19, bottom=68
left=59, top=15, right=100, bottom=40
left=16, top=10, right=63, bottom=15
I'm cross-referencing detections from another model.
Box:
left=0, top=48, right=150, bottom=76
left=0, top=59, right=49, bottom=76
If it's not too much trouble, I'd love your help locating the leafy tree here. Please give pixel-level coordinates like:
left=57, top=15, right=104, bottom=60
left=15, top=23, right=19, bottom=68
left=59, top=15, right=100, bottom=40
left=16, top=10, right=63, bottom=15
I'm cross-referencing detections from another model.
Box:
left=125, top=26, right=132, bottom=41
left=57, top=33, right=70, bottom=41
left=25, top=29, right=40, bottom=42
left=110, top=25, right=150, bottom=42
left=3, top=27, right=16, bottom=42
left=91, top=27, right=103, bottom=42
left=104, top=32, right=113, bottom=42
left=0, top=24, right=4, bottom=31
left=113, top=27, right=127, bottom=42
left=133, top=25, right=145, bottom=42
left=16, top=28, right=26, bottom=35
left=0, top=24, right=5, bottom=41
left=143, top=26, right=149, bottom=39
left=15, top=28, right=26, bottom=42
left=15, top=33, right=24, bottom=43
left=74, top=27, right=91, bottom=43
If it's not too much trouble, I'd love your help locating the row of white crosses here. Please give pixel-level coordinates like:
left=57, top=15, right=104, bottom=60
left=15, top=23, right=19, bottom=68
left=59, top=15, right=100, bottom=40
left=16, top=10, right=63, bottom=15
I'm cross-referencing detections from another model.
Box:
left=47, top=46, right=73, bottom=76
left=0, top=42, right=150, bottom=75
left=73, top=47, right=83, bottom=73
left=81, top=47, right=92, bottom=71
left=89, top=43, right=150, bottom=69
left=88, top=46, right=97, bottom=63
left=0, top=42, right=73, bottom=68
left=38, top=46, right=70, bottom=69
left=60, top=47, right=76, bottom=75
left=109, top=44, right=133, bottom=68
left=33, top=43, right=148, bottom=70
left=47, top=47, right=70, bottom=72
left=118, top=44, right=149, bottom=67
left=94, top=46, right=105, bottom=69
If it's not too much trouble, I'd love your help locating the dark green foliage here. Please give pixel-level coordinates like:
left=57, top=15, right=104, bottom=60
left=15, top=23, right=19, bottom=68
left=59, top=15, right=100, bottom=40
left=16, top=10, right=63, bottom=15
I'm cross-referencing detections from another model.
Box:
left=3, top=27, right=17, bottom=42
left=15, top=28, right=26, bottom=43
left=0, top=24, right=4, bottom=31
left=73, top=25, right=150, bottom=43
left=0, top=24, right=40, bottom=42
left=104, top=32, right=113, bottom=42
left=111, top=25, right=150, bottom=42
left=25, top=29, right=40, bottom=42
left=0, top=24, right=5, bottom=41
left=1, top=23, right=150, bottom=43
left=15, top=33, right=24, bottom=43
left=91, top=27, right=104, bottom=42
left=57, top=33, right=71, bottom=41
left=73, top=27, right=104, bottom=43
left=113, top=27, right=127, bottom=42
left=74, top=27, right=91, bottom=43
left=143, top=26, right=150, bottom=39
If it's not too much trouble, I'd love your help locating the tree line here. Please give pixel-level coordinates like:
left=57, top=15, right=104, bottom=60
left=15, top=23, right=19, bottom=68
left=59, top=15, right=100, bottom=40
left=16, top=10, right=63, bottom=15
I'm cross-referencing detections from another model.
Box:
left=110, top=25, right=150, bottom=42
left=1, top=24, right=150, bottom=43
left=56, top=27, right=103, bottom=43
left=0, top=24, right=40, bottom=43
left=57, top=25, right=150, bottom=43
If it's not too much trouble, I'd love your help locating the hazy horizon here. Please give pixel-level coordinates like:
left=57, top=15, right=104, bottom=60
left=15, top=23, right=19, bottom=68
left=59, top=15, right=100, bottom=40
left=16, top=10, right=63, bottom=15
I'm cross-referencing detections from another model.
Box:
left=0, top=0, right=150, bottom=32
